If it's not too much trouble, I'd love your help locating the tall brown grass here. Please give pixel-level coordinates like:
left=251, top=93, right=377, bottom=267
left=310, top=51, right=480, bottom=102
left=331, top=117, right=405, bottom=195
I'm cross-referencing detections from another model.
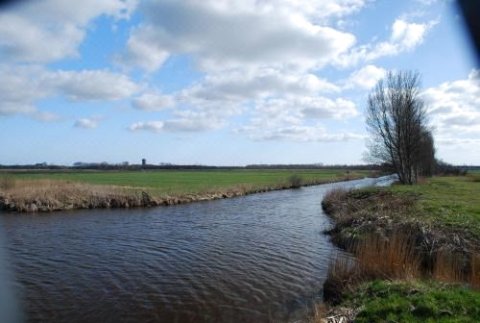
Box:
left=1, top=179, right=128, bottom=199
left=351, top=232, right=421, bottom=280
left=0, top=175, right=16, bottom=190
left=0, top=179, right=149, bottom=211
left=471, top=254, right=480, bottom=289
left=324, top=231, right=421, bottom=304
left=432, top=251, right=465, bottom=284
left=324, top=231, right=480, bottom=305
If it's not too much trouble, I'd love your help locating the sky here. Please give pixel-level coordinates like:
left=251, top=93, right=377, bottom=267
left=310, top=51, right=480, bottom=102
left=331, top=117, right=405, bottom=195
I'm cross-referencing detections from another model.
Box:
left=0, top=0, right=479, bottom=166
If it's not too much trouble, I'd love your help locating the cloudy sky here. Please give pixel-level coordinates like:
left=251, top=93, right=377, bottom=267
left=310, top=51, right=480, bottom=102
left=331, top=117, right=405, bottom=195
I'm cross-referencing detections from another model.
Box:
left=0, top=0, right=478, bottom=166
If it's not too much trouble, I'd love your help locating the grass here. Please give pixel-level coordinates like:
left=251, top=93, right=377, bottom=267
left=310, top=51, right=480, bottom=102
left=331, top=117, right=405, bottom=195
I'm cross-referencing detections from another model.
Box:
left=1, top=169, right=370, bottom=195
left=319, top=175, right=480, bottom=322
left=344, top=280, right=480, bottom=323
left=391, top=176, right=480, bottom=238
left=0, top=169, right=372, bottom=212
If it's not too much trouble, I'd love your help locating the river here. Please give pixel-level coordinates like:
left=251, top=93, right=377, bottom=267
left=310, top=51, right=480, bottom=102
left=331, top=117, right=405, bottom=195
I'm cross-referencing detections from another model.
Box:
left=0, top=176, right=394, bottom=323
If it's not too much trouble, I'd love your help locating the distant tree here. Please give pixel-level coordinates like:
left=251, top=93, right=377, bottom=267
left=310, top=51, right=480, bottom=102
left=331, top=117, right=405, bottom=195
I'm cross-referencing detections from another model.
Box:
left=417, top=128, right=436, bottom=177
left=366, top=71, right=434, bottom=184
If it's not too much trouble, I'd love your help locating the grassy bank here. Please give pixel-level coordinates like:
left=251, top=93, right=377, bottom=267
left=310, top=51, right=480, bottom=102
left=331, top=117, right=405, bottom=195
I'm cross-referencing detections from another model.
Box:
left=0, top=169, right=371, bottom=212
left=319, top=175, right=480, bottom=322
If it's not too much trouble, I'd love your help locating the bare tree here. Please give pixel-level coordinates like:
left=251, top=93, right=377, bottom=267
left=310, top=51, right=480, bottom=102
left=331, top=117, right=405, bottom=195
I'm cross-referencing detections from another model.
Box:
left=366, top=71, right=434, bottom=184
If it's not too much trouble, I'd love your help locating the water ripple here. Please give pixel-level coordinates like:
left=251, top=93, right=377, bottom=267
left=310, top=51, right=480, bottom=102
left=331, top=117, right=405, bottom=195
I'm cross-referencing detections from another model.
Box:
left=1, top=176, right=394, bottom=322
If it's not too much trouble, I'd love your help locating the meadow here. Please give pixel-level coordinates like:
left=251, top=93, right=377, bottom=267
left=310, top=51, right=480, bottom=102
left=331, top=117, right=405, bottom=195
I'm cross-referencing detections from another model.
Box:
left=1, top=169, right=370, bottom=194
left=391, top=173, right=480, bottom=237
left=0, top=169, right=372, bottom=212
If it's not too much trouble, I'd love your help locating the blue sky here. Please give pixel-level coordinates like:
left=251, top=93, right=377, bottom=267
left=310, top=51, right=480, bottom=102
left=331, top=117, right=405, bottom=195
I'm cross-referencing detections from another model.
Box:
left=0, top=0, right=478, bottom=166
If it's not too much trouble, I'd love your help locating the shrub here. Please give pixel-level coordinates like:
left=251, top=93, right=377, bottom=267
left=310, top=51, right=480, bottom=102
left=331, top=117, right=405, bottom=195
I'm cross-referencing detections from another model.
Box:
left=288, top=174, right=303, bottom=189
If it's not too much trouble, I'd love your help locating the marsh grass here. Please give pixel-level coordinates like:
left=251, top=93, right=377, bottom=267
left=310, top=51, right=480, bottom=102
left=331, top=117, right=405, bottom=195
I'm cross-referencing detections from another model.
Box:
left=0, top=179, right=156, bottom=212
left=471, top=254, right=480, bottom=289
left=326, top=232, right=480, bottom=297
left=323, top=231, right=480, bottom=322
left=0, top=169, right=370, bottom=212
left=324, top=231, right=422, bottom=304
left=0, top=175, right=16, bottom=190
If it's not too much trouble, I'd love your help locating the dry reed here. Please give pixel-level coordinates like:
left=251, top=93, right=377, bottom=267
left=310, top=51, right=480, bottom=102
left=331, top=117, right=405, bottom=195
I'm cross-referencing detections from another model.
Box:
left=471, top=254, right=480, bottom=289
left=432, top=250, right=466, bottom=284
left=324, top=231, right=422, bottom=304
left=325, top=230, right=480, bottom=306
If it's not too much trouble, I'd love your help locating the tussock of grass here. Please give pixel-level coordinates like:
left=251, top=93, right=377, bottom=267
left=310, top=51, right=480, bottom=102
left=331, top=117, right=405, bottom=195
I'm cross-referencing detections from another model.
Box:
left=319, top=176, right=480, bottom=322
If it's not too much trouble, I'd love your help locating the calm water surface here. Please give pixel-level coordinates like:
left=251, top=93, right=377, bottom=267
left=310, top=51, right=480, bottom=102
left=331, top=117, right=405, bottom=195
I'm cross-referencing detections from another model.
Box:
left=1, top=176, right=393, bottom=323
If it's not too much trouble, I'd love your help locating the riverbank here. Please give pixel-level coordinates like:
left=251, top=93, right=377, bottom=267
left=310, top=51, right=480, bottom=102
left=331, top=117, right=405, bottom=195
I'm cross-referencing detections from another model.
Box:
left=318, top=175, right=480, bottom=322
left=0, top=169, right=373, bottom=213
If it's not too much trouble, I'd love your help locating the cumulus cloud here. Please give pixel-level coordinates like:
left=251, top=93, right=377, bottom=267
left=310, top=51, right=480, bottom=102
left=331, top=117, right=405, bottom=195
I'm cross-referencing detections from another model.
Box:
left=119, top=0, right=358, bottom=72
left=132, top=92, right=175, bottom=111
left=129, top=121, right=164, bottom=133
left=422, top=70, right=480, bottom=164
left=182, top=68, right=339, bottom=103
left=423, top=70, right=480, bottom=136
left=52, top=70, right=140, bottom=101
left=74, top=117, right=101, bottom=129
left=337, top=18, right=436, bottom=67
left=0, top=0, right=137, bottom=63
left=230, top=93, right=360, bottom=142
left=129, top=117, right=222, bottom=133
left=344, top=64, right=386, bottom=90
left=238, top=123, right=364, bottom=142
left=0, top=65, right=139, bottom=119
left=253, top=96, right=358, bottom=120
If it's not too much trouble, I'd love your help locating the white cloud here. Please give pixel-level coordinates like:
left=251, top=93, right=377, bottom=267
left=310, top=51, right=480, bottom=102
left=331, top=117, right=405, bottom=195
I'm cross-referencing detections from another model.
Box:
left=120, top=0, right=358, bottom=72
left=0, top=0, right=138, bottom=63
left=132, top=92, right=175, bottom=111
left=238, top=123, right=364, bottom=142
left=182, top=68, right=339, bottom=103
left=337, top=18, right=436, bottom=67
left=119, top=0, right=369, bottom=139
left=232, top=94, right=359, bottom=142
left=253, top=96, right=358, bottom=121
left=74, top=117, right=101, bottom=129
left=0, top=65, right=139, bottom=119
left=129, top=121, right=164, bottom=133
left=344, top=64, right=386, bottom=90
left=119, top=26, right=170, bottom=72
left=129, top=116, right=222, bottom=133
left=0, top=65, right=49, bottom=116
left=52, top=70, right=140, bottom=101
left=422, top=70, right=480, bottom=142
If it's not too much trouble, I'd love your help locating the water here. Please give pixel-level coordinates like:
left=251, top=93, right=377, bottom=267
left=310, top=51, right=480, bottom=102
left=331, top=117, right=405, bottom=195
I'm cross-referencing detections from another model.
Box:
left=0, top=176, right=394, bottom=323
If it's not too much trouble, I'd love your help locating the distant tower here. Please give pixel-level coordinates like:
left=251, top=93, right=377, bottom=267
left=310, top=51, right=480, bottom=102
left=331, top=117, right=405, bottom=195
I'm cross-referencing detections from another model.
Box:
left=142, top=158, right=146, bottom=167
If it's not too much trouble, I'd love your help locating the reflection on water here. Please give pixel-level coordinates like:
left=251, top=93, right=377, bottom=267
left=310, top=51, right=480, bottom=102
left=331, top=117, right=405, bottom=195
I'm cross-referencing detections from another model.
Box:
left=1, top=176, right=393, bottom=323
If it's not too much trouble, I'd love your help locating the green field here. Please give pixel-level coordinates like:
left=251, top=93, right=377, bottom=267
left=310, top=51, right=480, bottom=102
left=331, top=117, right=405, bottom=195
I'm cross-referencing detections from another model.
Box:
left=343, top=280, right=480, bottom=323
left=1, top=169, right=371, bottom=195
left=391, top=174, right=480, bottom=237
